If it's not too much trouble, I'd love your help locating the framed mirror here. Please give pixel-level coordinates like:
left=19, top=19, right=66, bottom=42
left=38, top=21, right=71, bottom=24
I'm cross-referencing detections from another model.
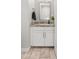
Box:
left=40, top=2, right=51, bottom=20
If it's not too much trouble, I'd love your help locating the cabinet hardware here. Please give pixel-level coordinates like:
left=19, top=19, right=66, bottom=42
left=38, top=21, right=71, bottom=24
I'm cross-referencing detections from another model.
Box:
left=44, top=32, right=46, bottom=38
left=43, top=32, right=44, bottom=38
left=44, top=32, right=45, bottom=38
left=43, top=32, right=46, bottom=39
left=43, top=32, right=45, bottom=38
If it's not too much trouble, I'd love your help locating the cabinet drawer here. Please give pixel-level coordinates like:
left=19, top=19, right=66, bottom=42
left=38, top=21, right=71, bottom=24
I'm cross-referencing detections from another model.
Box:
left=43, top=27, right=54, bottom=31
left=31, top=27, right=54, bottom=31
left=31, top=27, right=44, bottom=31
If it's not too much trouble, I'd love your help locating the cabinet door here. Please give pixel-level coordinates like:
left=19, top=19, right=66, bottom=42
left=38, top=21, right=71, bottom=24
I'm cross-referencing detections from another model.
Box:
left=31, top=30, right=44, bottom=46
left=45, top=31, right=54, bottom=46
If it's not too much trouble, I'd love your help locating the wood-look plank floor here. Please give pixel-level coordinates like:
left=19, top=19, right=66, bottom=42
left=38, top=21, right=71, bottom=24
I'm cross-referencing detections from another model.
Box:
left=22, top=48, right=56, bottom=59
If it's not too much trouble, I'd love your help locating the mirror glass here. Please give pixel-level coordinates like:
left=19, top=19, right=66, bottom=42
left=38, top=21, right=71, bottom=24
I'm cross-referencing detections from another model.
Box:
left=40, top=2, right=51, bottom=20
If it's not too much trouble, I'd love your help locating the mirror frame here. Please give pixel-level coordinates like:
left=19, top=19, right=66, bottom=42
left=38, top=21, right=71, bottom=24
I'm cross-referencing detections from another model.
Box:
left=39, top=1, right=51, bottom=21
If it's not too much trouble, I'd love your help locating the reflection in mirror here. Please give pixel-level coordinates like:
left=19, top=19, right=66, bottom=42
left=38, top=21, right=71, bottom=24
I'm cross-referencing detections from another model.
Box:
left=40, top=2, right=51, bottom=20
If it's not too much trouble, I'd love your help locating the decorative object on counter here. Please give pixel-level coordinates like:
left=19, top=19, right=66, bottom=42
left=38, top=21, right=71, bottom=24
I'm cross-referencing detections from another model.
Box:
left=48, top=20, right=50, bottom=24
left=32, top=8, right=36, bottom=20
left=50, top=16, right=55, bottom=26
left=51, top=16, right=55, bottom=21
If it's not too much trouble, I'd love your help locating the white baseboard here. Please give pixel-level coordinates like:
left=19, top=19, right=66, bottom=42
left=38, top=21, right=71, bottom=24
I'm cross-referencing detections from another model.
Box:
left=25, top=47, right=30, bottom=53
left=21, top=47, right=30, bottom=55
left=21, top=47, right=31, bottom=59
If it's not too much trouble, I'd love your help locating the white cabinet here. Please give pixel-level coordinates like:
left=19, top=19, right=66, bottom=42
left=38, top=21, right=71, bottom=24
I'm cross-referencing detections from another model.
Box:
left=31, top=30, right=44, bottom=46
left=31, top=27, right=54, bottom=46
left=45, top=31, right=54, bottom=46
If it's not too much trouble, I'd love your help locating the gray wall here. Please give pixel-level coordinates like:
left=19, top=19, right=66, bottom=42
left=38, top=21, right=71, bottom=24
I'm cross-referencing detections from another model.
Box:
left=21, top=0, right=31, bottom=48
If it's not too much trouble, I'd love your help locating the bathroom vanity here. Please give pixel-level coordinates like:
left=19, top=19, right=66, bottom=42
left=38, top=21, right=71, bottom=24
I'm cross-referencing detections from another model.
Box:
left=30, top=0, right=55, bottom=47
left=31, top=21, right=54, bottom=47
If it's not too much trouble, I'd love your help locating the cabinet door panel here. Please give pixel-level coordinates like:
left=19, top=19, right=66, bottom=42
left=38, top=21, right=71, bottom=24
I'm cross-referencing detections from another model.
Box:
left=31, top=31, right=44, bottom=46
left=45, top=31, right=54, bottom=46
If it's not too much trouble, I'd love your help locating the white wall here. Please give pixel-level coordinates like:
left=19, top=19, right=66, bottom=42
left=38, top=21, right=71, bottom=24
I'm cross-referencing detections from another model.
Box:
left=29, top=0, right=35, bottom=8
left=21, top=0, right=31, bottom=48
left=28, top=0, right=54, bottom=20
left=54, top=0, right=57, bottom=56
